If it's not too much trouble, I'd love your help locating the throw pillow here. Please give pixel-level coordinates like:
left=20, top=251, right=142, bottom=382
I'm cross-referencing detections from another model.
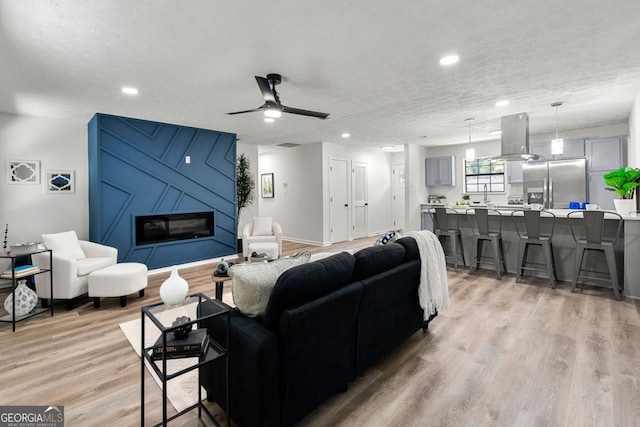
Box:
left=374, top=230, right=401, bottom=246
left=42, top=230, right=86, bottom=260
left=252, top=217, right=273, bottom=236
left=229, top=251, right=311, bottom=317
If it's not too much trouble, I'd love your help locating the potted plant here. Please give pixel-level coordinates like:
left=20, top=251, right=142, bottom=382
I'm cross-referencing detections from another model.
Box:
left=604, top=167, right=640, bottom=215
left=237, top=154, right=255, bottom=252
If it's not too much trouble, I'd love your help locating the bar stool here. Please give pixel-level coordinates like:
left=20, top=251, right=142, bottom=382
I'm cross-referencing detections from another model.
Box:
left=511, top=210, right=557, bottom=288
left=465, top=208, right=507, bottom=279
left=430, top=207, right=466, bottom=271
left=567, top=210, right=623, bottom=300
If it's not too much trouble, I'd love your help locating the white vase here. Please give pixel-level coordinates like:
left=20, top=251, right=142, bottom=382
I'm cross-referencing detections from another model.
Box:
left=613, top=198, right=635, bottom=216
left=4, top=279, right=38, bottom=316
left=159, top=267, right=189, bottom=306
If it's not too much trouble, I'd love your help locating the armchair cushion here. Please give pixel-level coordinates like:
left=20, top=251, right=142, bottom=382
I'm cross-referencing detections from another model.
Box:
left=76, top=257, right=116, bottom=276
left=42, top=230, right=85, bottom=260
left=252, top=217, right=273, bottom=236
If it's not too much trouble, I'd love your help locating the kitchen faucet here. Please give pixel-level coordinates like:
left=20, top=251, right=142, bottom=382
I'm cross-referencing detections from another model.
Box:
left=483, top=184, right=490, bottom=204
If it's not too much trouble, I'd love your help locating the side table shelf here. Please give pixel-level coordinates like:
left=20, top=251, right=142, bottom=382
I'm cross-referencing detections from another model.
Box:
left=0, top=249, right=53, bottom=332
left=141, top=293, right=230, bottom=427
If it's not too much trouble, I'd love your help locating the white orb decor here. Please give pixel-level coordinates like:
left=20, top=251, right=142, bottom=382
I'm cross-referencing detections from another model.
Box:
left=159, top=267, right=189, bottom=306
left=4, top=279, right=38, bottom=316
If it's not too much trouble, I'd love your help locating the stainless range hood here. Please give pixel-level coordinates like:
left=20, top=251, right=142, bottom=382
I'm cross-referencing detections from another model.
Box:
left=492, top=112, right=540, bottom=161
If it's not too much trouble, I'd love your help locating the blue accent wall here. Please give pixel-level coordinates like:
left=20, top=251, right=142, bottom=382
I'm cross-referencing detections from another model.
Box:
left=88, top=113, right=237, bottom=269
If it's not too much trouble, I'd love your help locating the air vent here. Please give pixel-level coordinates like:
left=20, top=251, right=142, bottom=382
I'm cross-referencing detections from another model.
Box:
left=277, top=143, right=301, bottom=148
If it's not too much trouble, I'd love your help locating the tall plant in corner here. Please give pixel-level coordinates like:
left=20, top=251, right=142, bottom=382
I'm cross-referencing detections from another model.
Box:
left=237, top=154, right=255, bottom=219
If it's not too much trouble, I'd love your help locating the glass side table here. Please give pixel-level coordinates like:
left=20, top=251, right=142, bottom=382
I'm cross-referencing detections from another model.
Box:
left=140, top=293, right=229, bottom=427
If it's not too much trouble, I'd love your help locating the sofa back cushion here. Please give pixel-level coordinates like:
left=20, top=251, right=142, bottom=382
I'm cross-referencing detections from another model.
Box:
left=351, top=243, right=405, bottom=281
left=262, top=252, right=356, bottom=331
left=395, top=236, right=420, bottom=261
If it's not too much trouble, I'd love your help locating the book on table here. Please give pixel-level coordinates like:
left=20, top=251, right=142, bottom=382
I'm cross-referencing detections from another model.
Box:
left=1, top=264, right=40, bottom=278
left=151, top=328, right=210, bottom=360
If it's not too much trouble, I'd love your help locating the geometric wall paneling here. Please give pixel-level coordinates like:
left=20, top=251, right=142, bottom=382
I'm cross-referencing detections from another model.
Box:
left=88, top=113, right=237, bottom=269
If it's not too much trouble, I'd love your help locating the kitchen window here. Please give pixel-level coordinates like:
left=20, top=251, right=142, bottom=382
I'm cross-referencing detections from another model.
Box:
left=464, top=157, right=505, bottom=193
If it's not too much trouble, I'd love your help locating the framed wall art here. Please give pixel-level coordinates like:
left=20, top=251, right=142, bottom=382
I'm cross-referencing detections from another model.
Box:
left=6, top=160, right=40, bottom=184
left=45, top=170, right=75, bottom=193
left=261, top=173, right=274, bottom=198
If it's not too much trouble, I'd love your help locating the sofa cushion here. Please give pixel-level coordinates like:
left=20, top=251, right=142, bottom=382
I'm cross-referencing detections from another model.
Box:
left=229, top=251, right=311, bottom=317
left=42, top=230, right=86, bottom=260
left=351, top=243, right=405, bottom=281
left=263, top=252, right=356, bottom=331
left=395, top=236, right=420, bottom=261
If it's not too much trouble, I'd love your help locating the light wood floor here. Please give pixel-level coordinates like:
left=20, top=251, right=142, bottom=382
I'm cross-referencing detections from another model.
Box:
left=1, top=237, right=639, bottom=426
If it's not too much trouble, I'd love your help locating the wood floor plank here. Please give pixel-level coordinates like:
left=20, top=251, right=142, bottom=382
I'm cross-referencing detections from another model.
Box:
left=2, top=236, right=640, bottom=426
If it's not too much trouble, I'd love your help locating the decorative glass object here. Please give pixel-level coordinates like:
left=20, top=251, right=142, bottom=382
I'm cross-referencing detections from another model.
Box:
left=159, top=267, right=189, bottom=306
left=4, top=279, right=38, bottom=316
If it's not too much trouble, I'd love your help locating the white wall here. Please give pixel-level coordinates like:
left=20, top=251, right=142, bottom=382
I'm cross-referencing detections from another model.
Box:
left=630, top=89, right=640, bottom=168
left=404, top=144, right=429, bottom=231
left=0, top=112, right=88, bottom=246
left=259, top=143, right=324, bottom=245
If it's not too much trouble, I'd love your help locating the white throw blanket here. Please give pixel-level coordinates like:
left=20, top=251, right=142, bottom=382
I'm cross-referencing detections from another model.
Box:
left=404, top=230, right=449, bottom=319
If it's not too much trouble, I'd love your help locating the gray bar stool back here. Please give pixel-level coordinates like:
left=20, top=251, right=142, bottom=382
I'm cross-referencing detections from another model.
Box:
left=567, top=210, right=623, bottom=300
left=430, top=207, right=466, bottom=271
left=465, top=208, right=507, bottom=279
left=511, top=210, right=557, bottom=288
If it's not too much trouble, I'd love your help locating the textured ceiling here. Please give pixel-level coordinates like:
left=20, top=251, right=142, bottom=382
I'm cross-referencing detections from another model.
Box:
left=1, top=0, right=639, bottom=149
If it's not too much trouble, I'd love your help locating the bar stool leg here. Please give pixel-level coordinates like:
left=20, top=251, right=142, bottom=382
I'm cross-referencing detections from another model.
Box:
left=476, top=239, right=484, bottom=271
left=470, top=237, right=478, bottom=273
left=604, top=246, right=621, bottom=301
left=542, top=241, right=556, bottom=289
left=571, top=245, right=585, bottom=293
left=550, top=244, right=558, bottom=281
left=516, top=240, right=526, bottom=283
left=450, top=234, right=459, bottom=271
left=499, top=238, right=507, bottom=275
left=457, top=233, right=466, bottom=267
left=491, top=237, right=502, bottom=280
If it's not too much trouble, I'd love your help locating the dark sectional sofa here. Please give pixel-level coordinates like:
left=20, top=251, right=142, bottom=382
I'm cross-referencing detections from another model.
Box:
left=199, top=236, right=438, bottom=427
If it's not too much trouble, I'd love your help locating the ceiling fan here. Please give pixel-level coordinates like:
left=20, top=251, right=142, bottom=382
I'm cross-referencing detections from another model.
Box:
left=227, top=73, right=330, bottom=120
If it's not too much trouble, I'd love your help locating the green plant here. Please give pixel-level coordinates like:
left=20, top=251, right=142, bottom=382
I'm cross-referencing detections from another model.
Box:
left=462, top=194, right=470, bottom=201
left=603, top=167, right=640, bottom=199
left=437, top=195, right=446, bottom=200
left=236, top=154, right=255, bottom=217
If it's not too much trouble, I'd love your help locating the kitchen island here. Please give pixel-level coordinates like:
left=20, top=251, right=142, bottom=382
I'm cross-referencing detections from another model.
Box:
left=420, top=204, right=640, bottom=299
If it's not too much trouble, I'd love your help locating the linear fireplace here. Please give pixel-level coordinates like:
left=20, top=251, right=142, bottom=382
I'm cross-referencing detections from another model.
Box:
left=135, top=211, right=214, bottom=246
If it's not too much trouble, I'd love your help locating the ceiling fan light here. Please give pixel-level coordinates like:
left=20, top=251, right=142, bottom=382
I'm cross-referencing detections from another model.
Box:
left=551, top=138, right=564, bottom=155
left=264, top=107, right=281, bottom=119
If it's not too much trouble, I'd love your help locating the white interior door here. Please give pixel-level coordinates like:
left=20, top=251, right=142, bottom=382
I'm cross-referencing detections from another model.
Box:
left=352, top=162, right=368, bottom=239
left=393, top=163, right=405, bottom=230
left=330, top=158, right=349, bottom=243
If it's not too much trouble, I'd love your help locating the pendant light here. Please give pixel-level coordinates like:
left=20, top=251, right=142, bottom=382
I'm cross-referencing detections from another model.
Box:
left=551, top=102, right=563, bottom=155
left=465, top=118, right=475, bottom=161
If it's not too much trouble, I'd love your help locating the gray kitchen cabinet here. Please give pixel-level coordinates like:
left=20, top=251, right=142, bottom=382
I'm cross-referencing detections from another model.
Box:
left=586, top=137, right=622, bottom=171
left=425, top=156, right=456, bottom=186
left=531, top=139, right=584, bottom=160
left=507, top=160, right=523, bottom=184
left=588, top=171, right=615, bottom=210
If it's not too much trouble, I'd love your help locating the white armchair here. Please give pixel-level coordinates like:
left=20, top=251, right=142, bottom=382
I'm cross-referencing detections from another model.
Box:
left=242, top=217, right=283, bottom=259
left=32, top=231, right=117, bottom=309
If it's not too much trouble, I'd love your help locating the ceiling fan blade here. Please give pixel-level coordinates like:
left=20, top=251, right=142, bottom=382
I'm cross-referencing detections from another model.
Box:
left=255, top=76, right=276, bottom=103
left=282, top=105, right=330, bottom=120
left=226, top=105, right=264, bottom=115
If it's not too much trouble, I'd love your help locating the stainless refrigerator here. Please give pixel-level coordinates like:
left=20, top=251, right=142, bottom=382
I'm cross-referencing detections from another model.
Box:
left=522, top=158, right=587, bottom=209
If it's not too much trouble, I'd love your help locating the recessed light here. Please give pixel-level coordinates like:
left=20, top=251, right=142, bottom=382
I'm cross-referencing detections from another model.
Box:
left=495, top=100, right=509, bottom=107
left=439, top=55, right=459, bottom=66
left=264, top=117, right=275, bottom=123
left=489, top=129, right=502, bottom=135
left=341, top=133, right=350, bottom=138
left=380, top=145, right=395, bottom=150
left=121, top=87, right=138, bottom=95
